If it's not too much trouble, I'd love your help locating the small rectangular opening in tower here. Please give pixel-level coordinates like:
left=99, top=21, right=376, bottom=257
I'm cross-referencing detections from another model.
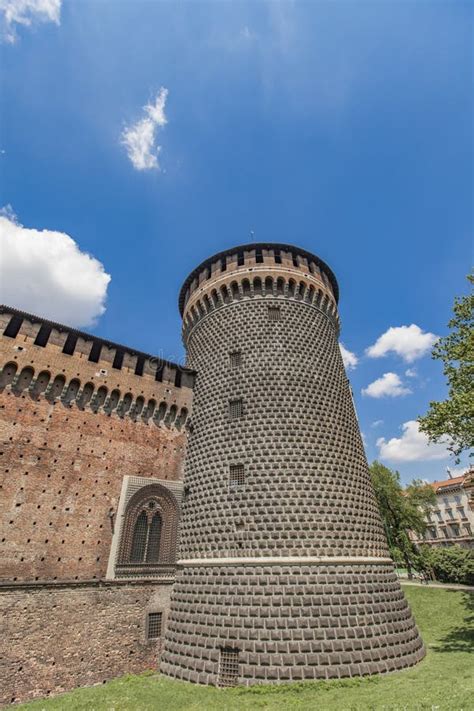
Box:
left=237, top=252, right=244, bottom=266
left=255, top=248, right=263, bottom=263
left=273, top=248, right=282, bottom=264
left=218, top=647, right=240, bottom=687
left=229, top=464, right=245, bottom=488
left=268, top=306, right=281, bottom=322
left=3, top=315, right=23, bottom=338
left=147, top=612, right=162, bottom=640
left=33, top=324, right=52, bottom=347
left=229, top=399, right=243, bottom=419
left=221, top=256, right=227, bottom=272
left=292, top=253, right=299, bottom=267
left=229, top=351, right=241, bottom=368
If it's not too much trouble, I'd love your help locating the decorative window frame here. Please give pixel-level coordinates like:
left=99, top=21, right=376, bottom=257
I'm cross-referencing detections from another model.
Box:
left=106, top=475, right=183, bottom=580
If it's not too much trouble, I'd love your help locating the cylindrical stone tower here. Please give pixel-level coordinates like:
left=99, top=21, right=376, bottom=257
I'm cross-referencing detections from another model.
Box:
left=161, top=243, right=424, bottom=686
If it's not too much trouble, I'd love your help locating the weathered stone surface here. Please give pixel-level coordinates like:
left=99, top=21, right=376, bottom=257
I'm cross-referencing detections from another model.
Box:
left=161, top=244, right=425, bottom=685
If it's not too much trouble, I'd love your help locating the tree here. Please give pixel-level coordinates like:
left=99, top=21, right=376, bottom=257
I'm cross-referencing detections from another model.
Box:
left=369, top=461, right=436, bottom=577
left=418, top=273, right=474, bottom=462
left=418, top=545, right=474, bottom=586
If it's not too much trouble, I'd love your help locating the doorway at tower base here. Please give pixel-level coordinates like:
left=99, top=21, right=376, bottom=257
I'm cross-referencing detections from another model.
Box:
left=160, top=560, right=425, bottom=686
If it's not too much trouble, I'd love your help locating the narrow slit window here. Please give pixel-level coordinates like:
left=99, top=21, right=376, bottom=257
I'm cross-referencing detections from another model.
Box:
left=174, top=369, right=182, bottom=388
left=237, top=252, right=245, bottom=266
left=147, top=612, right=163, bottom=640
left=34, top=324, right=52, bottom=347
left=229, top=399, right=243, bottom=420
left=62, top=332, right=78, bottom=356
left=292, top=253, right=299, bottom=267
left=218, top=648, right=240, bottom=687
left=3, top=315, right=23, bottom=338
left=155, top=363, right=164, bottom=382
left=229, top=351, right=241, bottom=369
left=255, top=248, right=263, bottom=263
left=273, top=248, right=282, bottom=264
left=221, top=256, right=227, bottom=272
left=268, top=306, right=281, bottom=322
left=229, top=464, right=245, bottom=488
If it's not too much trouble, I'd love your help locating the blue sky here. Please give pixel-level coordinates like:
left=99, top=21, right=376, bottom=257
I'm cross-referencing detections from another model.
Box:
left=0, top=1, right=472, bottom=483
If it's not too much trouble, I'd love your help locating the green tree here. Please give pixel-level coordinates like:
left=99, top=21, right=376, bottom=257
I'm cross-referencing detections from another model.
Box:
left=369, top=461, right=436, bottom=577
left=418, top=273, right=474, bottom=462
left=418, top=545, right=474, bottom=585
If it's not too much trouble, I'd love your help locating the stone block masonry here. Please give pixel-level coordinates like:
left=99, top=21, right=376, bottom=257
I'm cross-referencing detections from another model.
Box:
left=161, top=243, right=424, bottom=685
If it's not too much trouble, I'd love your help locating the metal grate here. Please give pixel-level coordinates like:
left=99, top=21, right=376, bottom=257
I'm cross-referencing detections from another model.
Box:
left=147, top=612, right=162, bottom=640
left=229, top=464, right=245, bottom=488
left=229, top=351, right=242, bottom=368
left=218, top=647, right=240, bottom=687
left=268, top=306, right=281, bottom=322
left=229, top=399, right=243, bottom=419
left=146, top=512, right=162, bottom=562
left=130, top=511, right=148, bottom=562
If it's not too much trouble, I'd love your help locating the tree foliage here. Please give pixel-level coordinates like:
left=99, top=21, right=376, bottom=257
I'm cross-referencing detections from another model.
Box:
left=369, top=461, right=436, bottom=576
left=418, top=273, right=474, bottom=461
left=418, top=545, right=474, bottom=586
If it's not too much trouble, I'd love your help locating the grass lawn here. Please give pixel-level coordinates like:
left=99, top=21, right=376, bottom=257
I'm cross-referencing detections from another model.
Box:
left=18, top=586, right=473, bottom=711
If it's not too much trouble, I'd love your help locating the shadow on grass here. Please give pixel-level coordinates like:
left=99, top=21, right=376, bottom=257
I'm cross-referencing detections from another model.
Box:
left=434, top=591, right=474, bottom=653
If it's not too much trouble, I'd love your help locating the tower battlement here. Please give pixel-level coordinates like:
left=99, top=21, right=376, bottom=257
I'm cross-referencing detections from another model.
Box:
left=179, top=243, right=340, bottom=338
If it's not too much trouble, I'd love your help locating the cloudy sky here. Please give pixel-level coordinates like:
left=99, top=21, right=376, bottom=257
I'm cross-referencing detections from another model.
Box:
left=0, top=0, right=472, bottom=483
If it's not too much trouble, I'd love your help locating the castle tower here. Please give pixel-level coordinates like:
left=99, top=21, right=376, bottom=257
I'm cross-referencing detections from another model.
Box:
left=161, top=243, right=424, bottom=686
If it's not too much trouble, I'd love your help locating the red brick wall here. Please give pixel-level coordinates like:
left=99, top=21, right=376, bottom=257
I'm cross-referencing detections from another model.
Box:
left=0, top=387, right=187, bottom=582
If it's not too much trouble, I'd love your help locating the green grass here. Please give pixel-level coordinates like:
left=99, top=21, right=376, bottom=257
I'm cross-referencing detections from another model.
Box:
left=18, top=586, right=474, bottom=711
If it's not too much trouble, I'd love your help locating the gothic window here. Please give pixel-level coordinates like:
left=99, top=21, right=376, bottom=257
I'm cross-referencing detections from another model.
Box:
left=117, top=484, right=179, bottom=577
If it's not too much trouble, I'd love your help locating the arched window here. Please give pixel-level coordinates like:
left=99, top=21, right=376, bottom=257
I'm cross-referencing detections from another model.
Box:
left=117, top=484, right=179, bottom=576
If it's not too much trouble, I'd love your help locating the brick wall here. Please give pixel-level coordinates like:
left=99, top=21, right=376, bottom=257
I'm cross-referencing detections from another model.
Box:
left=0, top=581, right=171, bottom=705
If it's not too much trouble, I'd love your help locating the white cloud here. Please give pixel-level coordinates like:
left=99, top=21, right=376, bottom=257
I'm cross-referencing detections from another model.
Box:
left=371, top=419, right=384, bottom=428
left=340, top=343, right=358, bottom=371
left=376, top=420, right=451, bottom=462
left=362, top=372, right=411, bottom=398
left=366, top=325, right=438, bottom=363
left=405, top=367, right=417, bottom=378
left=0, top=0, right=61, bottom=44
left=0, top=206, right=111, bottom=327
left=121, top=88, right=168, bottom=171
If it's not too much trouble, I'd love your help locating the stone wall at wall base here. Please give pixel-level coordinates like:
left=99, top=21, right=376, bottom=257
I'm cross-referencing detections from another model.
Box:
left=161, top=563, right=425, bottom=685
left=0, top=582, right=172, bottom=706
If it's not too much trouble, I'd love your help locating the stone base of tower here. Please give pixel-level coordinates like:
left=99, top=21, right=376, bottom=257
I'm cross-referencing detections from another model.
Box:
left=161, top=561, right=425, bottom=686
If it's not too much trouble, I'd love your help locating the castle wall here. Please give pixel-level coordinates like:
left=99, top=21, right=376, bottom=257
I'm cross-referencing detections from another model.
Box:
left=0, top=581, right=171, bottom=706
left=0, top=307, right=194, bottom=704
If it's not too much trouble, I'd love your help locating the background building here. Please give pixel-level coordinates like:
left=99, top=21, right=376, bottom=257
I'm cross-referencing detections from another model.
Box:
left=413, top=469, right=474, bottom=548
